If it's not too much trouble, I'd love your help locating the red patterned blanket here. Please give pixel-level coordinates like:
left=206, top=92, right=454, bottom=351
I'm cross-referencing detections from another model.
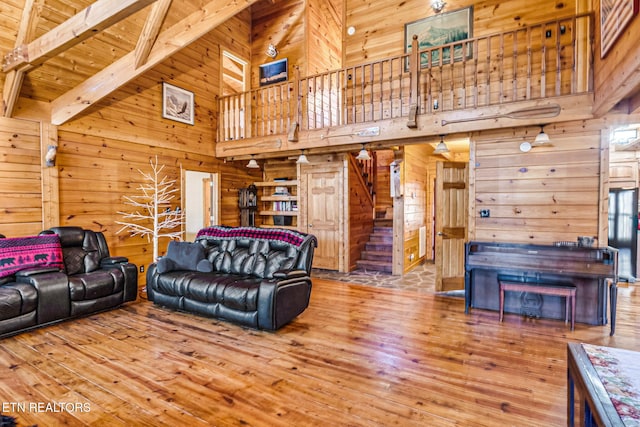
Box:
left=196, top=226, right=306, bottom=247
left=0, top=235, right=65, bottom=278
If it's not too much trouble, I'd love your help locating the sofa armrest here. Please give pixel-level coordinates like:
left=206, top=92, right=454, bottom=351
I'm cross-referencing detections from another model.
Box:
left=100, top=256, right=129, bottom=266
left=16, top=270, right=70, bottom=323
left=272, top=269, right=308, bottom=280
left=257, top=275, right=312, bottom=330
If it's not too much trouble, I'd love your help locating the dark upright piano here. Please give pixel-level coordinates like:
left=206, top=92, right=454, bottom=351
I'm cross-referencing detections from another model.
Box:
left=464, top=241, right=619, bottom=334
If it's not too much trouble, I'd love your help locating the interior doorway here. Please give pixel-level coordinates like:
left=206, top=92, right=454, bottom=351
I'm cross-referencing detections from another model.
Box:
left=184, top=171, right=219, bottom=241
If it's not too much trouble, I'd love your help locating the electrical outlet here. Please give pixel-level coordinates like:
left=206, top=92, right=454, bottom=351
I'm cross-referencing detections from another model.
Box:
left=139, top=265, right=144, bottom=273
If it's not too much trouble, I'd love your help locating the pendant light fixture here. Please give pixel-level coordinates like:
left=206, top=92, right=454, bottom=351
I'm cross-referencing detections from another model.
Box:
left=356, top=144, right=371, bottom=161
left=297, top=150, right=310, bottom=164
left=246, top=156, right=259, bottom=168
left=533, top=124, right=550, bottom=145
left=433, top=135, right=449, bottom=154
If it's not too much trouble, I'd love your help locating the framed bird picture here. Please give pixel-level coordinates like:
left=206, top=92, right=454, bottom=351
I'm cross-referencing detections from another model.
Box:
left=162, top=82, right=195, bottom=125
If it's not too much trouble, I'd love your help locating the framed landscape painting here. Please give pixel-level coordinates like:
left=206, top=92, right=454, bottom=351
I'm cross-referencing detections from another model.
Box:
left=404, top=7, right=473, bottom=68
left=162, top=82, right=194, bottom=125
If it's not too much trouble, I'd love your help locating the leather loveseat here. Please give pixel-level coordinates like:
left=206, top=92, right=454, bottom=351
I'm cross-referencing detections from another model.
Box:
left=0, top=227, right=138, bottom=338
left=146, top=226, right=317, bottom=330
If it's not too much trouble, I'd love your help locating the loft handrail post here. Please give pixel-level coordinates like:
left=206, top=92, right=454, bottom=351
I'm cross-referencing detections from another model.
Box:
left=407, top=35, right=420, bottom=128
left=288, top=66, right=301, bottom=141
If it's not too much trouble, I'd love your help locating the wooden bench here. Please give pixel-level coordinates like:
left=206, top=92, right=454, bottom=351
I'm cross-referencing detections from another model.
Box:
left=499, top=279, right=577, bottom=330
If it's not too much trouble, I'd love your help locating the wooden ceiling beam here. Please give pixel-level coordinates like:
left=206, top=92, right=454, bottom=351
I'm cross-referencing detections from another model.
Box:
left=134, top=0, right=173, bottom=69
left=2, top=0, right=43, bottom=117
left=50, top=0, right=261, bottom=126
left=2, top=0, right=157, bottom=73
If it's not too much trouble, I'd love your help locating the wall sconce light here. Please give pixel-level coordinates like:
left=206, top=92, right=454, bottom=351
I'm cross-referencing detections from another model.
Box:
left=246, top=156, right=260, bottom=168
left=297, top=150, right=310, bottom=164
left=347, top=26, right=356, bottom=36
left=266, top=43, right=278, bottom=58
left=433, top=135, right=449, bottom=154
left=431, top=0, right=446, bottom=13
left=45, top=145, right=58, bottom=167
left=356, top=144, right=371, bottom=161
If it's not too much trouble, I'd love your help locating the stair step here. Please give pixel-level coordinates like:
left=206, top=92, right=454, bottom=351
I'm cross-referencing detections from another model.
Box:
left=369, top=233, right=393, bottom=243
left=361, top=250, right=393, bottom=262
left=365, top=242, right=392, bottom=252
left=373, top=226, right=392, bottom=234
left=374, top=218, right=393, bottom=227
left=356, top=259, right=393, bottom=273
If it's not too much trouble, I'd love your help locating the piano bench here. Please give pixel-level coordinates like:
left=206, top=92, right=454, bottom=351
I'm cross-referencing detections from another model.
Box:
left=498, top=280, right=577, bottom=330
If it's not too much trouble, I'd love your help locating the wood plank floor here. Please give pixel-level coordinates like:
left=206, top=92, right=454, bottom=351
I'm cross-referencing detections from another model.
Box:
left=0, top=278, right=638, bottom=426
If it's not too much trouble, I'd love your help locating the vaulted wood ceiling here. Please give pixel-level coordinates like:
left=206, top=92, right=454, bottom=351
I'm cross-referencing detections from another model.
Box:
left=0, top=0, right=261, bottom=125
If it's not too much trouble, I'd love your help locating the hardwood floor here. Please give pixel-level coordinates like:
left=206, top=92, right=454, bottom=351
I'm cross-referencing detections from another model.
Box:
left=0, top=279, right=638, bottom=426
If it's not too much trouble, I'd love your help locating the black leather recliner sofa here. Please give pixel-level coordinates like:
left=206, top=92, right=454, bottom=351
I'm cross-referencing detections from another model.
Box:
left=146, top=226, right=317, bottom=330
left=0, top=227, right=138, bottom=338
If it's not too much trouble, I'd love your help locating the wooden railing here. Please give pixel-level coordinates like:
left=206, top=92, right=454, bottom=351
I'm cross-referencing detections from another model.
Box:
left=218, top=13, right=593, bottom=141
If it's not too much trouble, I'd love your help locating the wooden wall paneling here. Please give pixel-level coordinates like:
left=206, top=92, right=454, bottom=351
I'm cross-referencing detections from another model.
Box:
left=471, top=120, right=603, bottom=245
left=307, top=0, right=343, bottom=75
left=0, top=116, right=43, bottom=236
left=40, top=122, right=59, bottom=228
left=598, top=128, right=611, bottom=245
left=403, top=144, right=432, bottom=270
left=344, top=0, right=576, bottom=67
left=251, top=0, right=306, bottom=88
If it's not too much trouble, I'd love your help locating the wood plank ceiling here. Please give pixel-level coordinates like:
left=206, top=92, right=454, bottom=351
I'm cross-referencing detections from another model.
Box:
left=0, top=0, right=260, bottom=125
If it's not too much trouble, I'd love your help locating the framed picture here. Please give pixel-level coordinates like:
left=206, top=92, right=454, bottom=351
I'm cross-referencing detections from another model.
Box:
left=162, top=82, right=194, bottom=125
left=404, top=7, right=473, bottom=68
left=259, top=58, right=288, bottom=87
left=600, top=0, right=639, bottom=57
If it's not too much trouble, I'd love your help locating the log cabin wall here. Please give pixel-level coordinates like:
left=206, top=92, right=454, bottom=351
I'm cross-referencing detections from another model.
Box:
left=251, top=0, right=307, bottom=87
left=343, top=0, right=577, bottom=67
left=469, top=120, right=608, bottom=245
left=592, top=0, right=640, bottom=115
left=0, top=117, right=46, bottom=237
left=8, top=16, right=259, bottom=284
left=403, top=144, right=434, bottom=270
left=307, top=0, right=343, bottom=74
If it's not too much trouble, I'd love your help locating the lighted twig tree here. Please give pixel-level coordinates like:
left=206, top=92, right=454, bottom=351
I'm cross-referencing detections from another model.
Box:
left=116, top=156, right=184, bottom=260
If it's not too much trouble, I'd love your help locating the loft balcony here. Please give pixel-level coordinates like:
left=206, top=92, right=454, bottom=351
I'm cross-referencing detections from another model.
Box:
left=216, top=13, right=595, bottom=159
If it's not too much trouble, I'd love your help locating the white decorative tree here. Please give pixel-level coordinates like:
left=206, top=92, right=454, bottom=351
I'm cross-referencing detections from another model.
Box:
left=116, top=156, right=184, bottom=260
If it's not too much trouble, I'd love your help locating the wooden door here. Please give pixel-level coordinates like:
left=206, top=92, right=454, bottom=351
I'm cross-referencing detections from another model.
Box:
left=203, top=178, right=213, bottom=227
left=305, top=165, right=341, bottom=270
left=434, top=161, right=468, bottom=292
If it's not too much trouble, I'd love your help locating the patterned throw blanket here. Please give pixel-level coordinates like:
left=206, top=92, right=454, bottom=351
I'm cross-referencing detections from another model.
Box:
left=196, top=226, right=306, bottom=247
left=583, top=344, right=640, bottom=424
left=0, top=235, right=65, bottom=279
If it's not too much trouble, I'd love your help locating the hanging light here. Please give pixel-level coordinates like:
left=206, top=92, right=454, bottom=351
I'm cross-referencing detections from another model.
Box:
left=297, top=150, right=309, bottom=164
left=356, top=144, right=371, bottom=161
left=246, top=156, right=259, bottom=168
left=534, top=125, right=550, bottom=145
left=433, top=135, right=449, bottom=154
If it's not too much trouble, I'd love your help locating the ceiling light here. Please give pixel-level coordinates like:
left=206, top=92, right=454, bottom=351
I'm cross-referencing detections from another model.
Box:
left=431, top=0, right=446, bottom=13
left=246, top=157, right=259, bottom=168
left=433, top=135, right=449, bottom=154
left=534, top=125, right=550, bottom=145
left=356, top=145, right=371, bottom=161
left=297, top=151, right=309, bottom=164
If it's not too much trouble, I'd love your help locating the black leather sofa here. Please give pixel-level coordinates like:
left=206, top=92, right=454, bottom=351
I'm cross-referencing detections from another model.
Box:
left=0, top=227, right=138, bottom=338
left=146, top=226, right=317, bottom=330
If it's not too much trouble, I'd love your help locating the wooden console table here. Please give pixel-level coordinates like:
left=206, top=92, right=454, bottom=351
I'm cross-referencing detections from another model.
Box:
left=567, top=343, right=640, bottom=426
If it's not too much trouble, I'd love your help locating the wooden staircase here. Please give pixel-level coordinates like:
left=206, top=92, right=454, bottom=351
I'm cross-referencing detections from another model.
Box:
left=356, top=218, right=393, bottom=273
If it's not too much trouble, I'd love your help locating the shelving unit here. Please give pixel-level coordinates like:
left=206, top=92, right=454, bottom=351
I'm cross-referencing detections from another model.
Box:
left=253, top=180, right=298, bottom=230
